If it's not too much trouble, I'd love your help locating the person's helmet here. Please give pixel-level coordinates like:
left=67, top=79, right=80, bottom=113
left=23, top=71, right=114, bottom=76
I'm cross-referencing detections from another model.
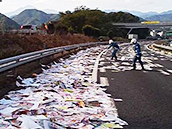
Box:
left=130, top=38, right=137, bottom=44
left=109, top=39, right=113, bottom=44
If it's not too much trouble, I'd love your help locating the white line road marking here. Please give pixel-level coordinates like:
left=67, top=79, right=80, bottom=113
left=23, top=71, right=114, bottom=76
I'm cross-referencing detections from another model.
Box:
left=99, top=68, right=106, bottom=72
left=92, top=49, right=107, bottom=83
left=158, top=69, right=170, bottom=76
left=100, top=77, right=109, bottom=86
left=166, top=69, right=172, bottom=74
left=114, top=99, right=123, bottom=102
left=155, top=64, right=164, bottom=68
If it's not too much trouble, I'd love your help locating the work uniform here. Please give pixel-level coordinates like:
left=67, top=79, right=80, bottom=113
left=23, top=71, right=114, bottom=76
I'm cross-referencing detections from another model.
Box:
left=108, top=41, right=120, bottom=60
left=133, top=43, right=144, bottom=70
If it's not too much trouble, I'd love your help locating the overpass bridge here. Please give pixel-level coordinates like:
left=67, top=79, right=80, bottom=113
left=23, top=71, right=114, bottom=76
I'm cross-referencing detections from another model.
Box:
left=112, top=22, right=172, bottom=29
left=113, top=22, right=172, bottom=37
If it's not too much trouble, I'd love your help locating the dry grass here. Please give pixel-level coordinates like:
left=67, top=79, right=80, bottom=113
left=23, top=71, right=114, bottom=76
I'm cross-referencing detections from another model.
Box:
left=0, top=33, right=97, bottom=59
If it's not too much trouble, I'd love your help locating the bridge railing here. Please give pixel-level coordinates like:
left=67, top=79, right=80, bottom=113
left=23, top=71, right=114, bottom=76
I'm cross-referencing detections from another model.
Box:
left=0, top=42, right=107, bottom=73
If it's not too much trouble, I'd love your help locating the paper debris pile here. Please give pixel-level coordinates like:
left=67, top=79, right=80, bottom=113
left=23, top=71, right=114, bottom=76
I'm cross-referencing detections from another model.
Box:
left=0, top=45, right=128, bottom=129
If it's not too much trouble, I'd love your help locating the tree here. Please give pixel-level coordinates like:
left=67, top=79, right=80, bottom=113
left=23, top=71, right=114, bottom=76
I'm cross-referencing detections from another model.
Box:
left=74, top=5, right=89, bottom=12
left=82, top=25, right=93, bottom=36
left=94, top=28, right=100, bottom=37
left=107, top=30, right=114, bottom=39
left=53, top=8, right=141, bottom=37
left=82, top=25, right=100, bottom=37
left=68, top=27, right=74, bottom=34
left=55, top=23, right=68, bottom=35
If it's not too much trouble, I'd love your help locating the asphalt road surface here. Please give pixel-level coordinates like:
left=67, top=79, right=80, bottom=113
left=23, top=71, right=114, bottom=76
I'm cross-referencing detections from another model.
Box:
left=98, top=41, right=172, bottom=129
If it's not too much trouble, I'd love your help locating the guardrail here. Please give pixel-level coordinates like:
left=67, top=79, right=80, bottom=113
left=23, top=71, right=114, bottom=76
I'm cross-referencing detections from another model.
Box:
left=0, top=42, right=107, bottom=73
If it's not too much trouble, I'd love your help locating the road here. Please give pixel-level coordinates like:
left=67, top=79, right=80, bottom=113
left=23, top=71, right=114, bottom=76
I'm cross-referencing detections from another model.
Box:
left=98, top=41, right=172, bottom=129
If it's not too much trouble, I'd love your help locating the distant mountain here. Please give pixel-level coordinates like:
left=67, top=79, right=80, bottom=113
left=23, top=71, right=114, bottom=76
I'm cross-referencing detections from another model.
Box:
left=104, top=9, right=118, bottom=13
left=104, top=9, right=172, bottom=21
left=128, top=11, right=158, bottom=19
left=43, top=9, right=59, bottom=14
left=0, top=13, right=20, bottom=31
left=161, top=10, right=172, bottom=15
left=145, top=13, right=172, bottom=22
left=5, top=6, right=59, bottom=18
left=104, top=9, right=158, bottom=19
left=5, top=5, right=36, bottom=17
left=12, top=9, right=59, bottom=26
left=49, top=14, right=60, bottom=21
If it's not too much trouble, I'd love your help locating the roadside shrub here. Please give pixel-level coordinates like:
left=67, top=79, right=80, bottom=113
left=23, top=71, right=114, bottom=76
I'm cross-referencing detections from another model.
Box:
left=0, top=33, right=98, bottom=59
left=107, top=30, right=114, bottom=39
left=82, top=25, right=100, bottom=37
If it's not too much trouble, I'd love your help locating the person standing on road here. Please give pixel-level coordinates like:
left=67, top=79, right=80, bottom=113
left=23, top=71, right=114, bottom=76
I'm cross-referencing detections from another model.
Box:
left=130, top=38, right=145, bottom=70
left=108, top=39, right=120, bottom=60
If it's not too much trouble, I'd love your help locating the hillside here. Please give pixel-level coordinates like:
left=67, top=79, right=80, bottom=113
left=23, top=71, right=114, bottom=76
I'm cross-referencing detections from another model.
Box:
left=0, top=13, right=20, bottom=31
left=53, top=8, right=141, bottom=37
left=0, top=34, right=97, bottom=60
left=12, top=9, right=59, bottom=25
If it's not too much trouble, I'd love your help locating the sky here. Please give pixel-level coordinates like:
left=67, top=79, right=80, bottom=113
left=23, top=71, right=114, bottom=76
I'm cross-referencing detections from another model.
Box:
left=0, top=0, right=171, bottom=15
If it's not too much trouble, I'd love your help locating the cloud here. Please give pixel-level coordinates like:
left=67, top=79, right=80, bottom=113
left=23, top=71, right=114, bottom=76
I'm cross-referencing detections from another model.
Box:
left=35, top=0, right=48, bottom=4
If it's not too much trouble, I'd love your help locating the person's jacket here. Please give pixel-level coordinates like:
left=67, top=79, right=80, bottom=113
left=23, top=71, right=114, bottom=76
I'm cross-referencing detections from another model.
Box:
left=134, top=43, right=142, bottom=56
left=108, top=42, right=119, bottom=50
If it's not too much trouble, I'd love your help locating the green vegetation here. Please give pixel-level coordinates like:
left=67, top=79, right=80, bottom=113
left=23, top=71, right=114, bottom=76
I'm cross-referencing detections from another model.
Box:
left=52, top=6, right=141, bottom=38
left=0, top=34, right=97, bottom=59
left=0, top=6, right=150, bottom=60
left=82, top=25, right=100, bottom=37
left=107, top=30, right=115, bottom=39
